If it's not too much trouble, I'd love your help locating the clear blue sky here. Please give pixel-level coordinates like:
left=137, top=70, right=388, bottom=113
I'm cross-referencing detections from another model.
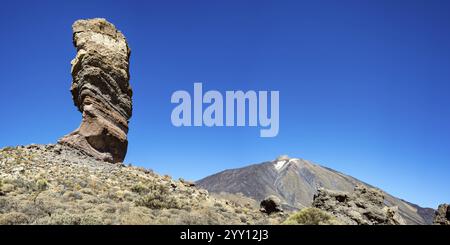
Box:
left=1, top=0, right=449, bottom=208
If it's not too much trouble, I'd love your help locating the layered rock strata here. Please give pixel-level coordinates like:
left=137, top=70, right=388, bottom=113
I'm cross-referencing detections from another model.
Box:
left=59, top=18, right=132, bottom=163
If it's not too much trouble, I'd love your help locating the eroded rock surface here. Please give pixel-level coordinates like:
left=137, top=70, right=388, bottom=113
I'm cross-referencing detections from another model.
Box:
left=260, top=195, right=283, bottom=214
left=433, top=204, right=450, bottom=225
left=59, top=18, right=132, bottom=163
left=312, top=185, right=406, bottom=225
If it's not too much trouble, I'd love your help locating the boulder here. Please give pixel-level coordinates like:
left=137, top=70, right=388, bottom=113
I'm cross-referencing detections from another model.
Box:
left=59, top=18, right=132, bottom=163
left=179, top=178, right=196, bottom=187
left=312, top=185, right=406, bottom=225
left=260, top=195, right=283, bottom=214
left=433, top=204, right=450, bottom=225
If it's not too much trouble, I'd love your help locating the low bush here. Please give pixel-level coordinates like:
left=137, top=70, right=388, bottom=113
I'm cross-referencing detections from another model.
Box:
left=282, top=207, right=340, bottom=225
left=135, top=182, right=181, bottom=209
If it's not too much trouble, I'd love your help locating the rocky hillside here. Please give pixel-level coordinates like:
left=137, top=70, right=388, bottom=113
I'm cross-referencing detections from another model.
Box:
left=0, top=144, right=285, bottom=225
left=0, top=18, right=441, bottom=226
left=197, top=156, right=434, bottom=225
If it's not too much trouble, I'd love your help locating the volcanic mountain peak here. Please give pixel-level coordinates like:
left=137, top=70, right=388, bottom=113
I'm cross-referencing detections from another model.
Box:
left=273, top=156, right=292, bottom=171
left=197, top=156, right=436, bottom=225
left=272, top=156, right=315, bottom=172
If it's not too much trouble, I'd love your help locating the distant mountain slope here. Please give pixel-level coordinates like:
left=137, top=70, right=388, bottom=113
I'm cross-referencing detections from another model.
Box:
left=197, top=156, right=434, bottom=224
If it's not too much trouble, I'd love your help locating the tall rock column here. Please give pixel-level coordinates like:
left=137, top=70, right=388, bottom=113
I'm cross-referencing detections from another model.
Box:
left=59, top=18, right=132, bottom=163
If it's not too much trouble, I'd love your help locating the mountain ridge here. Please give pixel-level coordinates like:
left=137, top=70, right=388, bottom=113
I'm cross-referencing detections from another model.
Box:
left=197, top=156, right=435, bottom=225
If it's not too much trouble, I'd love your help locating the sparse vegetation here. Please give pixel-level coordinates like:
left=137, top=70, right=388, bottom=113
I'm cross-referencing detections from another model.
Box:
left=0, top=212, right=30, bottom=225
left=135, top=181, right=181, bottom=209
left=130, top=183, right=148, bottom=194
left=0, top=144, right=278, bottom=225
left=282, top=207, right=340, bottom=225
left=32, top=178, right=48, bottom=203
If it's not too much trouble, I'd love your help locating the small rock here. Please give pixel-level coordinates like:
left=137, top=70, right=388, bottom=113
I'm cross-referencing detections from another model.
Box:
left=1, top=184, right=15, bottom=193
left=63, top=191, right=83, bottom=201
left=13, top=167, right=25, bottom=174
left=54, top=148, right=61, bottom=155
left=179, top=178, right=196, bottom=187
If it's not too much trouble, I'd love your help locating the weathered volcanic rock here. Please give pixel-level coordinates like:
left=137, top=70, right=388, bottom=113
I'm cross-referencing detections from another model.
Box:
left=312, top=185, right=406, bottom=225
left=59, top=18, right=132, bottom=163
left=260, top=195, right=283, bottom=214
left=433, top=204, right=450, bottom=225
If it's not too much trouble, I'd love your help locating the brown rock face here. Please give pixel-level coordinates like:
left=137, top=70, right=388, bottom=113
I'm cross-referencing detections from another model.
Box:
left=433, top=204, right=450, bottom=225
left=59, top=18, right=132, bottom=163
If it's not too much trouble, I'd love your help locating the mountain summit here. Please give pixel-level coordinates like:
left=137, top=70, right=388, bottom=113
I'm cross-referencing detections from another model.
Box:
left=197, top=156, right=435, bottom=224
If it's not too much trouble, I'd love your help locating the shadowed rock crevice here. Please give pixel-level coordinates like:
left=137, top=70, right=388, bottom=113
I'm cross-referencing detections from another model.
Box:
left=59, top=18, right=132, bottom=163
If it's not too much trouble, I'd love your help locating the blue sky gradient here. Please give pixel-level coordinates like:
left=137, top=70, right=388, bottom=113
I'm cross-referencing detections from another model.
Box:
left=1, top=0, right=449, bottom=208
